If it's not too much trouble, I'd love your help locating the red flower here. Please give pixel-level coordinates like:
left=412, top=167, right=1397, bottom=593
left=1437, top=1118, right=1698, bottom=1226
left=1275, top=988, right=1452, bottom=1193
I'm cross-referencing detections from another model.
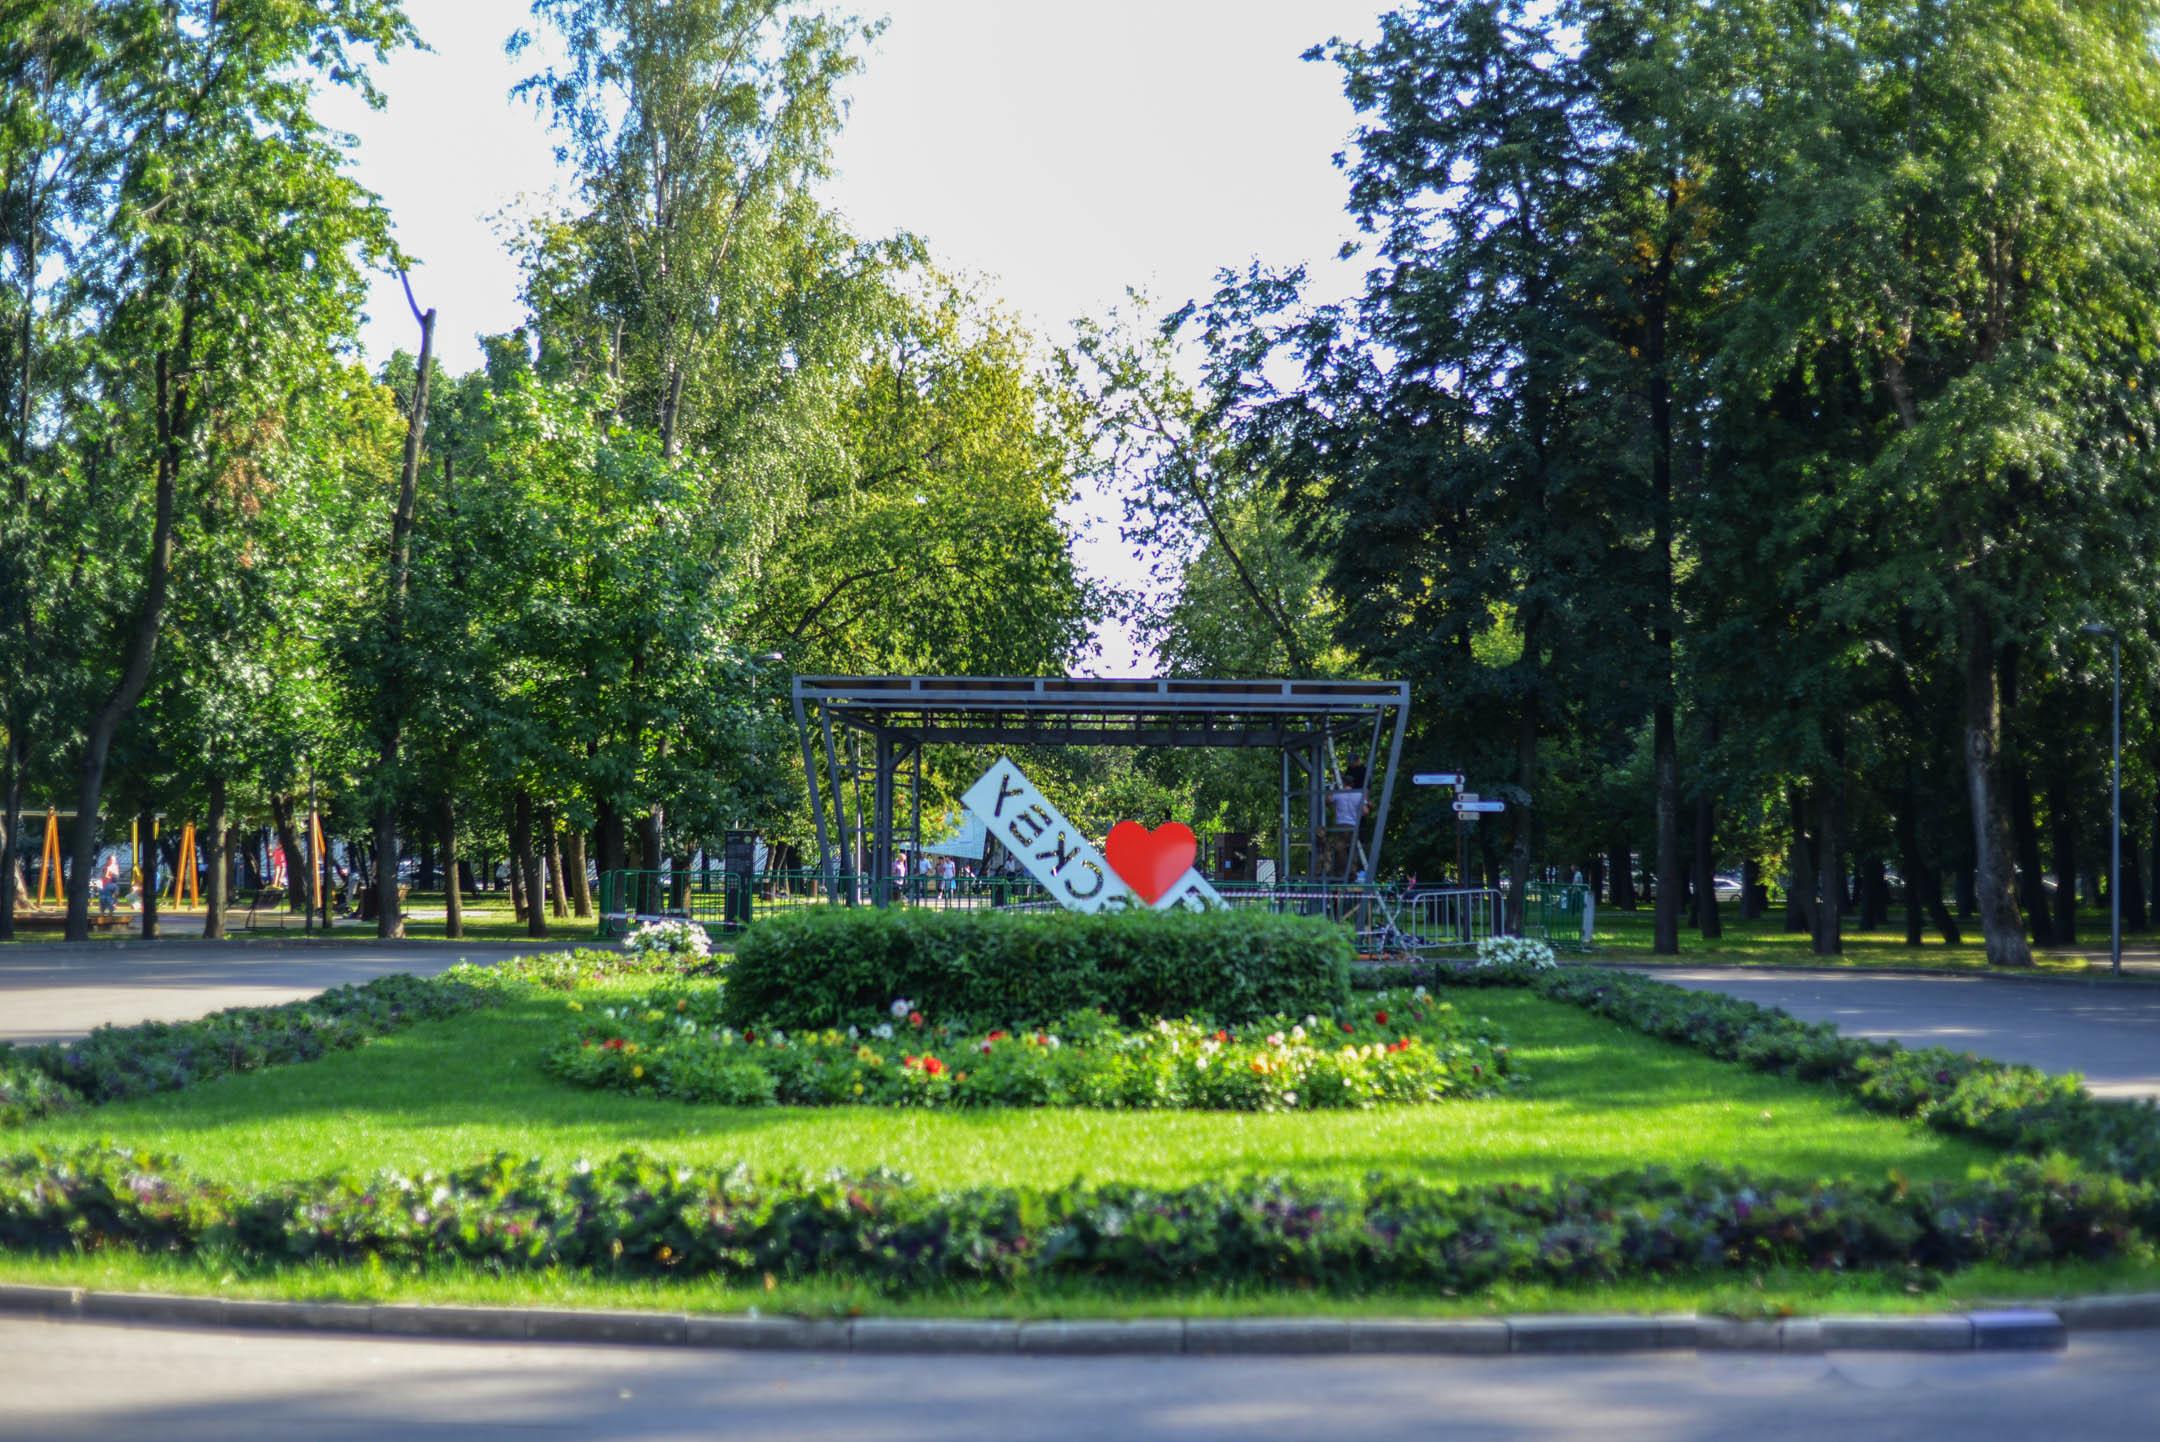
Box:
left=602, top=1038, right=627, bottom=1051
left=986, top=1030, right=1008, bottom=1042
left=1374, top=1011, right=1389, bottom=1026
left=908, top=1010, right=924, bottom=1027
left=922, top=1055, right=946, bottom=1076
left=742, top=1030, right=755, bottom=1042
left=1340, top=1021, right=1354, bottom=1034
left=902, top=1054, right=917, bottom=1068
left=1214, top=1030, right=1229, bottom=1044
left=1032, top=1033, right=1048, bottom=1046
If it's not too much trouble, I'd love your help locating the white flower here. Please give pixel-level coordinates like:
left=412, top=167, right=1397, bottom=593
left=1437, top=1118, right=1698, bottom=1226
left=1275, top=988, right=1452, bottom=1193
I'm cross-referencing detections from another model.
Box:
left=1290, top=1025, right=1306, bottom=1042
left=1045, top=1035, right=1061, bottom=1050
left=1282, top=1091, right=1298, bottom=1106
left=847, top=1025, right=859, bottom=1041
left=872, top=1023, right=894, bottom=1041
left=890, top=999, right=913, bottom=1019
left=1304, top=1015, right=1318, bottom=1028
left=1476, top=936, right=1557, bottom=970
left=1267, top=1031, right=1285, bottom=1048
left=769, top=1030, right=785, bottom=1046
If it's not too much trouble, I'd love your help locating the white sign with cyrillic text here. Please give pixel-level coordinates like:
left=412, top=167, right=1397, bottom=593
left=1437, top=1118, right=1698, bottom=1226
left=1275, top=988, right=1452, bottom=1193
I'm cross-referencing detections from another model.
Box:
left=960, top=756, right=1225, bottom=912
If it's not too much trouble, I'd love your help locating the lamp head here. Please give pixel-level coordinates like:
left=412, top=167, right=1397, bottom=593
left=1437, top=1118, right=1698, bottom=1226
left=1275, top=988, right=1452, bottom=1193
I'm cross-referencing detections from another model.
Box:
left=2082, top=623, right=2114, bottom=637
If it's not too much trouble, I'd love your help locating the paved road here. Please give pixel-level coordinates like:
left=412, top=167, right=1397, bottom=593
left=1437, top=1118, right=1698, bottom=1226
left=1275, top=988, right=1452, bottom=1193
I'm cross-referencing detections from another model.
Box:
left=1634, top=967, right=2160, bottom=1098
left=0, top=1318, right=2153, bottom=1442
left=0, top=940, right=583, bottom=1045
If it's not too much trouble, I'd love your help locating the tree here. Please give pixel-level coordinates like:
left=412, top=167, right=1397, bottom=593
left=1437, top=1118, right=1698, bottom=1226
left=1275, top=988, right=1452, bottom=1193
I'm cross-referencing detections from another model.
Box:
left=53, top=0, right=412, bottom=940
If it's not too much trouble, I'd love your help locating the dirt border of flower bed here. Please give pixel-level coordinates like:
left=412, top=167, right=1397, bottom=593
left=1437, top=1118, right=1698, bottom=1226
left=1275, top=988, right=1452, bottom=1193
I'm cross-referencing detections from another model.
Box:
left=1, top=1280, right=2133, bottom=1354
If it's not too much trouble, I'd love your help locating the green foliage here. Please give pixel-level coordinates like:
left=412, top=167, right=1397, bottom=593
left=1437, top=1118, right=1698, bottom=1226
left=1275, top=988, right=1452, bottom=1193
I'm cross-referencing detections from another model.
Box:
left=2, top=1145, right=2148, bottom=1292
left=1482, top=965, right=2160, bottom=1184
left=724, top=908, right=1355, bottom=1029
left=0, top=971, right=504, bottom=1123
left=546, top=984, right=1511, bottom=1111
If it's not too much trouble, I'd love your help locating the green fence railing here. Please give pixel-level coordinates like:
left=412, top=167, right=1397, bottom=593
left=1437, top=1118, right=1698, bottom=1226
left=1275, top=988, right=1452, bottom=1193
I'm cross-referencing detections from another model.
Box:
left=1523, top=881, right=1597, bottom=951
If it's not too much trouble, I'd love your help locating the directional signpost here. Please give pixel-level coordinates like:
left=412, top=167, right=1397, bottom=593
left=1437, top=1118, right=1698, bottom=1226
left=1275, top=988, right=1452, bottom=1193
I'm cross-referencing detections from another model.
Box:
left=1412, top=772, right=1463, bottom=787
left=1454, top=800, right=1505, bottom=814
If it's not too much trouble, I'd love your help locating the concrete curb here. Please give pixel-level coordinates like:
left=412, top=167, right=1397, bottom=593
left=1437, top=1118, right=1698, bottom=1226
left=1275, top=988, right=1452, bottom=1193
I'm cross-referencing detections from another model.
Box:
left=0, top=1284, right=2129, bottom=1355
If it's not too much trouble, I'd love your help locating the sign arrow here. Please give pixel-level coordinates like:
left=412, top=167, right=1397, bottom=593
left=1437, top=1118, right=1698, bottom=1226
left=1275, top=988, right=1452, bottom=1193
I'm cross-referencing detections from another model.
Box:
left=1453, top=800, right=1505, bottom=814
left=1412, top=772, right=1463, bottom=787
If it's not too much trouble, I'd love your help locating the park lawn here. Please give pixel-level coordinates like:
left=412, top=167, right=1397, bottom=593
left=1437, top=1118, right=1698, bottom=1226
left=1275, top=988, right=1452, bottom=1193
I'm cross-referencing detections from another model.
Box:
left=3, top=982, right=1997, bottom=1193
left=1590, top=909, right=2112, bottom=974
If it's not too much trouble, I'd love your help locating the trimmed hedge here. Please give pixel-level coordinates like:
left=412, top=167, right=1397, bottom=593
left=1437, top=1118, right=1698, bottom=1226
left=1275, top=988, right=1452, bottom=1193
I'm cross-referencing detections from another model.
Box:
left=1417, top=962, right=2160, bottom=1185
left=0, top=970, right=508, bottom=1127
left=725, top=908, right=1354, bottom=1029
left=1, top=1145, right=2148, bottom=1291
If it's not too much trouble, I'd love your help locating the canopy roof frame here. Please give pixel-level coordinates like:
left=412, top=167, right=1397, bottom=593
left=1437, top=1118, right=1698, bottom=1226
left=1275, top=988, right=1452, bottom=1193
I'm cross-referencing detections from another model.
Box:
left=791, top=675, right=1411, bottom=897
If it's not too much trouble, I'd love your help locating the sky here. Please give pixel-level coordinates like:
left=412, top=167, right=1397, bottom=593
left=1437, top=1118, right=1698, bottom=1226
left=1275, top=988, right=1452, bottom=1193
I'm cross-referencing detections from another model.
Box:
left=324, top=0, right=1382, bottom=672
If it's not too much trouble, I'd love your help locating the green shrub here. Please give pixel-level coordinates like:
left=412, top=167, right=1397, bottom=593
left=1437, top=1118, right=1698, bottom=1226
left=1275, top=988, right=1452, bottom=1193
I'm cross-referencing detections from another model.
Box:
left=544, top=984, right=1510, bottom=1111
left=725, top=907, right=1354, bottom=1029
left=2, top=1145, right=2148, bottom=1293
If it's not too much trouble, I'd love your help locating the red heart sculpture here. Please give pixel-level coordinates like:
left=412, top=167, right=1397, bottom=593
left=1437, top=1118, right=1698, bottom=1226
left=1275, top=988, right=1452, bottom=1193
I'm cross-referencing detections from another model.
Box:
left=1104, top=821, right=1198, bottom=906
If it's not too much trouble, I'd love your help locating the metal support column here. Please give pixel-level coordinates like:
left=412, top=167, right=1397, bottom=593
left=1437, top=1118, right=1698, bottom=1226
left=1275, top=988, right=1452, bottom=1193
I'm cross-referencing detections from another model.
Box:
left=818, top=707, right=849, bottom=902
left=1278, top=747, right=1292, bottom=883
left=873, top=730, right=895, bottom=906
left=1366, top=690, right=1410, bottom=880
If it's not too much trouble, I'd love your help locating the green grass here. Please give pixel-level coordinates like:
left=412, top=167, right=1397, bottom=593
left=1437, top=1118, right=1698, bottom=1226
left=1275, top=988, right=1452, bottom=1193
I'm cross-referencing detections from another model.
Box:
left=1588, top=908, right=2129, bottom=974
left=6, top=981, right=1995, bottom=1192
left=0, top=1247, right=2150, bottom=1321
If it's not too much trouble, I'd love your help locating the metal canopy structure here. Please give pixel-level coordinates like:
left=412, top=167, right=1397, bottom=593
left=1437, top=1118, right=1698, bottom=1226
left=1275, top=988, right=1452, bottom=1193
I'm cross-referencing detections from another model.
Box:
left=791, top=675, right=1411, bottom=897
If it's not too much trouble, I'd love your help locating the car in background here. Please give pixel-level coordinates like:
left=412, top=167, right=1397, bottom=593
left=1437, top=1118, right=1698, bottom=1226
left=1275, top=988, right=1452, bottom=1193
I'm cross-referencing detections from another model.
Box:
left=1713, top=872, right=1744, bottom=901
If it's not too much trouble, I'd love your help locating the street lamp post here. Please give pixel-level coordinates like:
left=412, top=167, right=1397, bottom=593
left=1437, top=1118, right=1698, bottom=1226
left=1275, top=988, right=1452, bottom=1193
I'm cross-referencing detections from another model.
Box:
left=2082, top=623, right=2123, bottom=977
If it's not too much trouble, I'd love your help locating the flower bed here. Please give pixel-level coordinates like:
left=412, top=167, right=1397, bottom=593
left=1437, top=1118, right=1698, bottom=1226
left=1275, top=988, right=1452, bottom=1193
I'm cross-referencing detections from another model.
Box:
left=3, top=1145, right=2148, bottom=1292
left=543, top=986, right=1510, bottom=1111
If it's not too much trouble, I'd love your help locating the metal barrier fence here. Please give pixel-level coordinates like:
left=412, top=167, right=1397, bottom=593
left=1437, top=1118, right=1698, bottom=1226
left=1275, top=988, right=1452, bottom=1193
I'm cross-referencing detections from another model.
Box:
left=595, top=869, right=1568, bottom=959
left=1524, top=881, right=1597, bottom=951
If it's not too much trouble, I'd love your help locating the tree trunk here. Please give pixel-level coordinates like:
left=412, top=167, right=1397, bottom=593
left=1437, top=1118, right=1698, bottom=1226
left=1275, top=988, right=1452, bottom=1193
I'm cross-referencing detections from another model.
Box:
left=1963, top=610, right=2034, bottom=965
left=1693, top=790, right=1721, bottom=939
left=137, top=804, right=159, bottom=940
left=1812, top=779, right=1841, bottom=955
left=203, top=774, right=227, bottom=940
left=441, top=796, right=462, bottom=940
left=1652, top=709, right=1680, bottom=952
left=547, top=814, right=570, bottom=919
left=65, top=328, right=185, bottom=942
left=372, top=303, right=433, bottom=940
left=1741, top=856, right=1765, bottom=920
left=270, top=795, right=304, bottom=912
left=2048, top=776, right=2077, bottom=946
left=566, top=825, right=592, bottom=918
left=514, top=789, right=547, bottom=939
left=1785, top=789, right=1815, bottom=934
left=1859, top=856, right=1889, bottom=931
left=507, top=805, right=526, bottom=921
left=640, top=802, right=665, bottom=915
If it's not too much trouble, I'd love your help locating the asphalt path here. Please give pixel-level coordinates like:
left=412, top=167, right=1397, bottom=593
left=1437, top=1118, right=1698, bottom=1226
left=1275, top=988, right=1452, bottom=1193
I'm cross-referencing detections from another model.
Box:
left=0, top=939, right=583, bottom=1044
left=1628, top=966, right=2160, bottom=1099
left=1, top=1317, right=2154, bottom=1442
